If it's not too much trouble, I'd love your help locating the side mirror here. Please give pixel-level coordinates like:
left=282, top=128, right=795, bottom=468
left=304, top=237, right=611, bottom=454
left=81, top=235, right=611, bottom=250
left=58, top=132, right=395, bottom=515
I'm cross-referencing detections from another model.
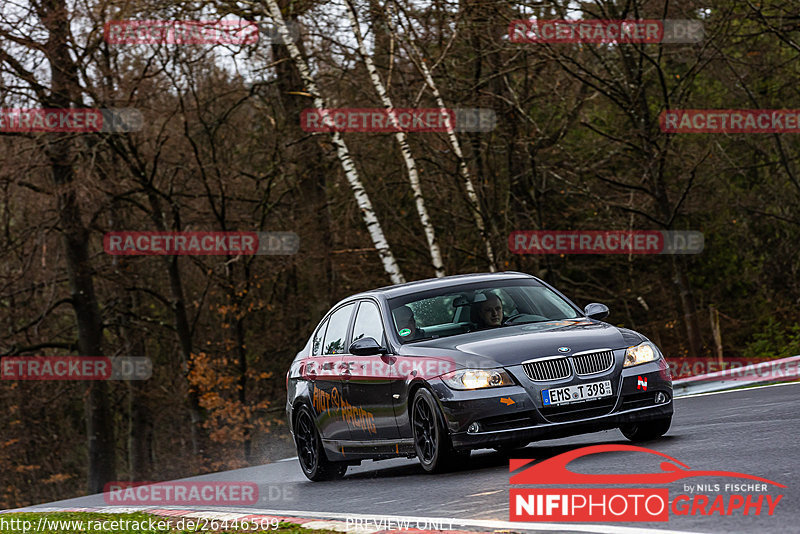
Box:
left=584, top=303, right=609, bottom=320
left=349, top=337, right=386, bottom=356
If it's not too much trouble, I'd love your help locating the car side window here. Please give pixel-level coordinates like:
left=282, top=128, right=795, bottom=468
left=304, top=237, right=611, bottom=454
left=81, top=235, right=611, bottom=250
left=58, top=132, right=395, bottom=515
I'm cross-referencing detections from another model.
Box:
left=352, top=301, right=385, bottom=345
left=323, top=303, right=355, bottom=355
left=311, top=318, right=329, bottom=356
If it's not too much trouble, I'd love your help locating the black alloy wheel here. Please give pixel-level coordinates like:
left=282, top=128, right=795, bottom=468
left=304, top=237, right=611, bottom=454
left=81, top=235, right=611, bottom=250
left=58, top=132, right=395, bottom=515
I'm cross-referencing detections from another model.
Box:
left=412, top=388, right=469, bottom=472
left=294, top=405, right=347, bottom=481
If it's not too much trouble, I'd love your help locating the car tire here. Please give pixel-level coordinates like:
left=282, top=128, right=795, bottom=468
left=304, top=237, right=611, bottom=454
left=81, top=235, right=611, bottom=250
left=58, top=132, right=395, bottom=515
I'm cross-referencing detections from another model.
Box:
left=294, top=405, right=348, bottom=481
left=412, top=388, right=468, bottom=473
left=620, top=416, right=672, bottom=442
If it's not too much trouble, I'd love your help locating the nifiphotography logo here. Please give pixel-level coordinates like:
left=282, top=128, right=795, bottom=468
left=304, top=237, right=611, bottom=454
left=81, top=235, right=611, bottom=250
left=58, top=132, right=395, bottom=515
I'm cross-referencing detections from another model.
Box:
left=509, top=444, right=784, bottom=522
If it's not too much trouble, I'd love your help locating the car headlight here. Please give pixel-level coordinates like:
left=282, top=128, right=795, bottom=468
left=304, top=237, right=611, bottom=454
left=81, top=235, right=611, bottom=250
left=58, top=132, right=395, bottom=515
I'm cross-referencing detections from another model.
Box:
left=624, top=342, right=661, bottom=367
left=441, top=368, right=514, bottom=390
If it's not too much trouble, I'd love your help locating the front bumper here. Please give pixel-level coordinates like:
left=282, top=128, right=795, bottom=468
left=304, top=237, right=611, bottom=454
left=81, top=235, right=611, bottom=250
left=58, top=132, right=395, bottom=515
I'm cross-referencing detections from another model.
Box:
left=430, top=355, right=673, bottom=450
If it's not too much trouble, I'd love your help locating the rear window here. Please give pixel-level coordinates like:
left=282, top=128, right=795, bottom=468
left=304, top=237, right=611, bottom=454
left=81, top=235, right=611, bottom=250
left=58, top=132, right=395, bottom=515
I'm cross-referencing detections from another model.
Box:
left=311, top=318, right=328, bottom=356
left=322, top=303, right=355, bottom=354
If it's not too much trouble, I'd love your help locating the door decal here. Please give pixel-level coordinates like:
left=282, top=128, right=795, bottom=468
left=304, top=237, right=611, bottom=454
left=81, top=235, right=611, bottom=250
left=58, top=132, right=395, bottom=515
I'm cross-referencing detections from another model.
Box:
left=310, top=382, right=377, bottom=434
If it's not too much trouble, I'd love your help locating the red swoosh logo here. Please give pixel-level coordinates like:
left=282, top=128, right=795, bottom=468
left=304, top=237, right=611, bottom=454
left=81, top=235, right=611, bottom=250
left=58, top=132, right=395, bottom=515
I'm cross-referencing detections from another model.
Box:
left=510, top=444, right=785, bottom=487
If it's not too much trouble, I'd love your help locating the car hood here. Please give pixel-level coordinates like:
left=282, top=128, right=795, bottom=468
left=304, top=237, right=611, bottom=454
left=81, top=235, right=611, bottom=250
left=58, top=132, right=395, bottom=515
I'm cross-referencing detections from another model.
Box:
left=398, top=319, right=645, bottom=368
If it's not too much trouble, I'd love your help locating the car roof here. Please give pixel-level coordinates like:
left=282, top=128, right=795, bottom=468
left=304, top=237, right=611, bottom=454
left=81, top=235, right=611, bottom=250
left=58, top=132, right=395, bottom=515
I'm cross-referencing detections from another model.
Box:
left=347, top=271, right=537, bottom=301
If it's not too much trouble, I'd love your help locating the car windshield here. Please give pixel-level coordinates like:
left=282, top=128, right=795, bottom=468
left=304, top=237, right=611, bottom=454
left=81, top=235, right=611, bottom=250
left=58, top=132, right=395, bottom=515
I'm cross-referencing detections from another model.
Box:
left=388, top=279, right=581, bottom=343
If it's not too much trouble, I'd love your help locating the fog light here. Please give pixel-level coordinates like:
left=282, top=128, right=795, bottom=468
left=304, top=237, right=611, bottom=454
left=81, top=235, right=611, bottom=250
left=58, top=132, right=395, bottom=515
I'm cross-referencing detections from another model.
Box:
left=468, top=422, right=481, bottom=433
left=655, top=392, right=668, bottom=404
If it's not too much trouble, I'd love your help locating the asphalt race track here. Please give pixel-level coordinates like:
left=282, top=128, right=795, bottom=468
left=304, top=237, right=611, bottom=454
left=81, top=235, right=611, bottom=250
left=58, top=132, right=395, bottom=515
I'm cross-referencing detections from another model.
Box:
left=23, top=382, right=800, bottom=534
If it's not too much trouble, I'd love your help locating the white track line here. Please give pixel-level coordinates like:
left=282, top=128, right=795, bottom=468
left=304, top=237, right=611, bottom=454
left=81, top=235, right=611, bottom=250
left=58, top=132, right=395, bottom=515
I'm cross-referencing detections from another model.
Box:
left=675, top=380, right=800, bottom=399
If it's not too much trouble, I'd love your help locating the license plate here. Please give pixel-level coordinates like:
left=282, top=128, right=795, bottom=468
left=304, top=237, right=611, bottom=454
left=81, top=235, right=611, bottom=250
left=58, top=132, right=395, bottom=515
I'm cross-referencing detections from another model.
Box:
left=542, top=380, right=612, bottom=406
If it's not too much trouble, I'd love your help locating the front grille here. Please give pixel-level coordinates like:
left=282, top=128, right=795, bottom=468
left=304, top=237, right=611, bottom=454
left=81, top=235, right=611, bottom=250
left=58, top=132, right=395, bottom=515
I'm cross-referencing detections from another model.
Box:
left=523, top=357, right=572, bottom=381
left=540, top=398, right=616, bottom=423
left=573, top=350, right=615, bottom=375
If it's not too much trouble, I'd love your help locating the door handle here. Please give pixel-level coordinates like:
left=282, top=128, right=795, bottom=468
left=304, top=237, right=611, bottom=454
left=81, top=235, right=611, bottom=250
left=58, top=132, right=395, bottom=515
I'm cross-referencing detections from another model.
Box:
left=305, top=366, right=316, bottom=381
left=340, top=362, right=353, bottom=380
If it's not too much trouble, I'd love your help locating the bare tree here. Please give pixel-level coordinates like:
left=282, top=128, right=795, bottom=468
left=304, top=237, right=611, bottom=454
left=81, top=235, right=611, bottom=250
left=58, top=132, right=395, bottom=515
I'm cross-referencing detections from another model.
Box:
left=0, top=0, right=116, bottom=492
left=263, top=0, right=406, bottom=284
left=389, top=1, right=497, bottom=271
left=344, top=0, right=446, bottom=278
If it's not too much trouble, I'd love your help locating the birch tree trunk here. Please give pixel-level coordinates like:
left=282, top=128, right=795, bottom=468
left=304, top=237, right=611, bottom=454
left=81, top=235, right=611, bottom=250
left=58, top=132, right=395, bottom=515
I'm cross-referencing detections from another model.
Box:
left=344, top=0, right=445, bottom=278
left=263, top=0, right=405, bottom=284
left=389, top=5, right=497, bottom=272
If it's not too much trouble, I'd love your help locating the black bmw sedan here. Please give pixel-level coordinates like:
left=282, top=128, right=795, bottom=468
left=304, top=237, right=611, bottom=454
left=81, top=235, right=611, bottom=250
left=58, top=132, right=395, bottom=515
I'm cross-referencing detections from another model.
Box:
left=286, top=272, right=673, bottom=481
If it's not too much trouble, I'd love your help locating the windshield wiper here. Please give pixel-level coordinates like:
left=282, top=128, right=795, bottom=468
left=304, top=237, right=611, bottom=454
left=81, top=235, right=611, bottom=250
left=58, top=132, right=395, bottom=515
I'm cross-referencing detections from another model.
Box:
left=503, top=313, right=551, bottom=326
left=405, top=336, right=437, bottom=343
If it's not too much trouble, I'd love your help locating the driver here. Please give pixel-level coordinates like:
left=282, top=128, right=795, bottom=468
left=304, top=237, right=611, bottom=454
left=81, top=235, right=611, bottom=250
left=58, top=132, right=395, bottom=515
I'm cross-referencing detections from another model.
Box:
left=475, top=293, right=504, bottom=328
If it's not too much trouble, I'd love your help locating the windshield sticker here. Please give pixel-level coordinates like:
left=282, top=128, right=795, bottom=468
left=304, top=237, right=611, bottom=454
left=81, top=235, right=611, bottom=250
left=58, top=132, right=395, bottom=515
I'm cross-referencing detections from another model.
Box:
left=398, top=328, right=411, bottom=337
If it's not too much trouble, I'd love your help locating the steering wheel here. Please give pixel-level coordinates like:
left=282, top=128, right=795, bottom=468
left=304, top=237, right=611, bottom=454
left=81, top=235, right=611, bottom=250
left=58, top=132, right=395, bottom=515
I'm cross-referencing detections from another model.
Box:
left=502, top=313, right=525, bottom=325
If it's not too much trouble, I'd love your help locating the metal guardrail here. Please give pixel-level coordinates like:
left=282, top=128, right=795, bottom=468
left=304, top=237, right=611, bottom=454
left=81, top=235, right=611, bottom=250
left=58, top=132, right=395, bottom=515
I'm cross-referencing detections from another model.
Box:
left=672, top=354, right=800, bottom=397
